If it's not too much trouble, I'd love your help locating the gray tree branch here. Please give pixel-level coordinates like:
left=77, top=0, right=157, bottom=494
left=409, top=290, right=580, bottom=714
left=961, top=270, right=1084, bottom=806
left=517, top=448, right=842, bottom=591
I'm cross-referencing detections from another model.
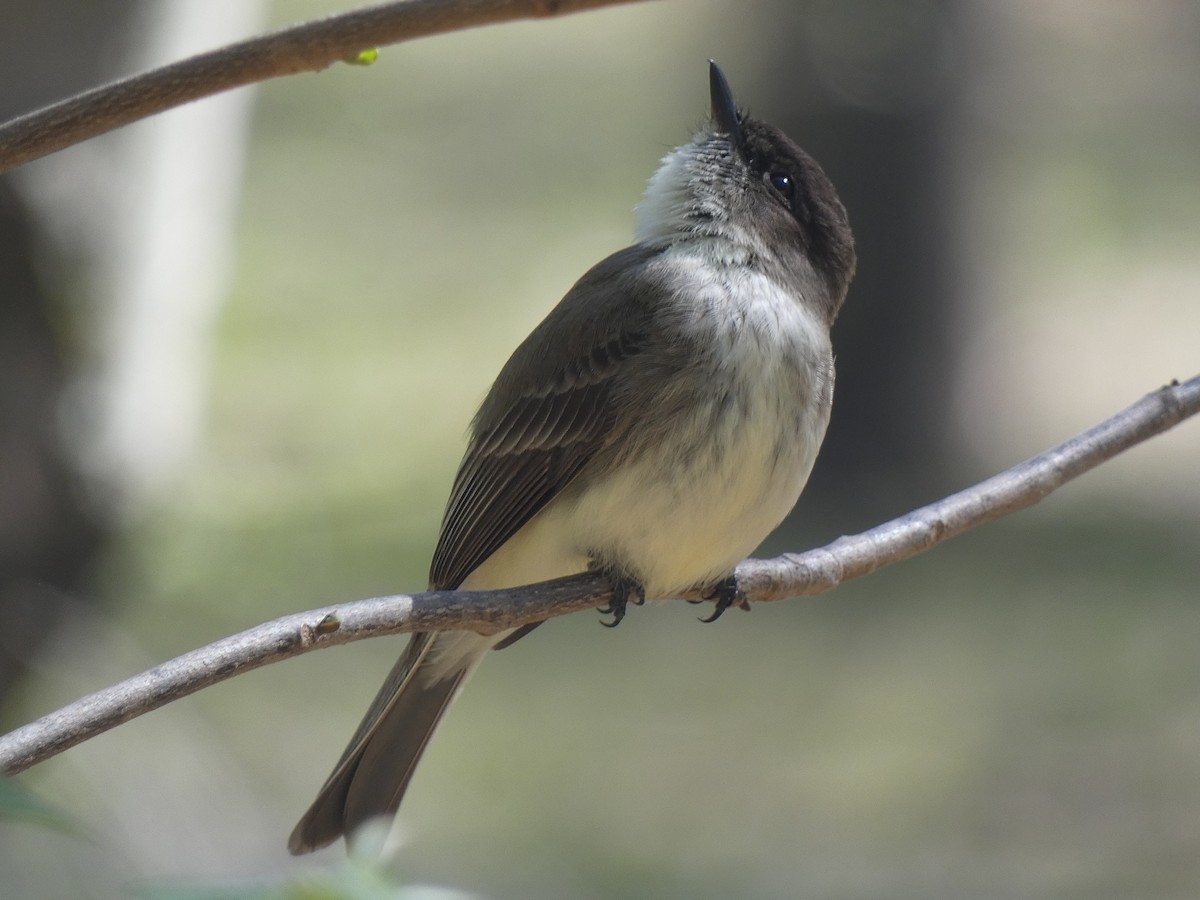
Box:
left=1, top=374, right=1196, bottom=775
left=0, top=0, right=650, bottom=173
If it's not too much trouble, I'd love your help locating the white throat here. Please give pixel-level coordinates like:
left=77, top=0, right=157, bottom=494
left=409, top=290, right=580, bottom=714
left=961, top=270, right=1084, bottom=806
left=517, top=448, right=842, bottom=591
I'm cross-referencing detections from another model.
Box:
left=634, top=136, right=775, bottom=271
left=634, top=141, right=698, bottom=246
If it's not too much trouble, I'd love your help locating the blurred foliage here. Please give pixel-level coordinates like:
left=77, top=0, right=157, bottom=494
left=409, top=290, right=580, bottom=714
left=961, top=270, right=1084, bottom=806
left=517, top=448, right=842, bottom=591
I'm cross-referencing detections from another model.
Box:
left=0, top=777, right=85, bottom=838
left=139, top=842, right=476, bottom=900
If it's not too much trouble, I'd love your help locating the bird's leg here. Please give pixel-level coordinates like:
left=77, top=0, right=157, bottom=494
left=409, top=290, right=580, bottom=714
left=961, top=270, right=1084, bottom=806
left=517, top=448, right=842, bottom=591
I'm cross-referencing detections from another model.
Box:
left=698, top=573, right=749, bottom=623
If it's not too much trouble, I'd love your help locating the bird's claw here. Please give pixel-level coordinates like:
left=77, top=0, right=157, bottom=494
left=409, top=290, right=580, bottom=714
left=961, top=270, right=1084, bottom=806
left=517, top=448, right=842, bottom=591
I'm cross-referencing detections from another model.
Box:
left=598, top=570, right=645, bottom=628
left=699, top=574, right=748, bottom=623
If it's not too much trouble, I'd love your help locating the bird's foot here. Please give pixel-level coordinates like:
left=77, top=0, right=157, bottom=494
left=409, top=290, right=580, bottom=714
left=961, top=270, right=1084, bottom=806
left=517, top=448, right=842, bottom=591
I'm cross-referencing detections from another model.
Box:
left=698, top=574, right=749, bottom=623
left=594, top=566, right=645, bottom=628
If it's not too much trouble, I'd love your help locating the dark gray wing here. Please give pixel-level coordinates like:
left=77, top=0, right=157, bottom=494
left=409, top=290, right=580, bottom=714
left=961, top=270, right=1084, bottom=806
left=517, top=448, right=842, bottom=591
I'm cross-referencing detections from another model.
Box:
left=429, top=244, right=663, bottom=591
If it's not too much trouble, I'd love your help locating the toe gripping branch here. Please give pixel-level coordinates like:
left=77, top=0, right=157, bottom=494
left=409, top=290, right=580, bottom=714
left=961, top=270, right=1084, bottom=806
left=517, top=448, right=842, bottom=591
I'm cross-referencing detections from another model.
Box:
left=598, top=569, right=645, bottom=628
left=595, top=569, right=747, bottom=627
left=697, top=573, right=749, bottom=623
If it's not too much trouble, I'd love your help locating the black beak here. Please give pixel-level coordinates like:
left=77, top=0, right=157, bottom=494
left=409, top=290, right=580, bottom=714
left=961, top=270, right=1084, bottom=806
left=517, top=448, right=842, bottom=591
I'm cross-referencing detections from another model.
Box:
left=709, top=60, right=741, bottom=145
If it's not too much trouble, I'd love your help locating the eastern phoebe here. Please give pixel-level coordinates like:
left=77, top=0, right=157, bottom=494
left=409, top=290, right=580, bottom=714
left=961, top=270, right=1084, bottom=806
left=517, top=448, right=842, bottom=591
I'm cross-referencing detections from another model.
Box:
left=289, top=61, right=855, bottom=854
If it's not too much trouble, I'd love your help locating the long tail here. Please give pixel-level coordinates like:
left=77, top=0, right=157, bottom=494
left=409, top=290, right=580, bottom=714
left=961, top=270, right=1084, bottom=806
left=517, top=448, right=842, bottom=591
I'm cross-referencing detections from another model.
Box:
left=288, top=630, right=492, bottom=854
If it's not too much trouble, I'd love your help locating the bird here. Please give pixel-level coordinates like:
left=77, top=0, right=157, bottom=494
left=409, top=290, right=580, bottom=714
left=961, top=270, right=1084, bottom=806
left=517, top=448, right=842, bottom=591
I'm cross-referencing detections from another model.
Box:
left=288, top=60, right=855, bottom=855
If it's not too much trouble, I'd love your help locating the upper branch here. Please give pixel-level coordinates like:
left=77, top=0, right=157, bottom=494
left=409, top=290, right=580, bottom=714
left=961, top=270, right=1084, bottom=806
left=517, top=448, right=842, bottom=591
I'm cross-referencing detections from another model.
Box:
left=0, top=374, right=1196, bottom=775
left=0, top=0, right=649, bottom=173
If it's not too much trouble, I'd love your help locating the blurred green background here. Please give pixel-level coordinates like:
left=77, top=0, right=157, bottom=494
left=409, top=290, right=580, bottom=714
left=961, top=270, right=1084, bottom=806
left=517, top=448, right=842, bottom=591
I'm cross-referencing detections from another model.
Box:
left=2, top=1, right=1199, bottom=898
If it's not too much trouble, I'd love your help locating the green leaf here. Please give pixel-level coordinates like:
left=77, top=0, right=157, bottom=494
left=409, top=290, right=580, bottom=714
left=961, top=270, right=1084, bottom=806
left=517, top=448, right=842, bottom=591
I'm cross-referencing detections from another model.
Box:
left=342, top=48, right=379, bottom=67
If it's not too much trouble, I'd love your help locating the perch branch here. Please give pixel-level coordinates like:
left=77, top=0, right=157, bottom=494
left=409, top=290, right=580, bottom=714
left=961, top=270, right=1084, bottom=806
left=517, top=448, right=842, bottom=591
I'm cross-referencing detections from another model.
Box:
left=0, top=0, right=650, bottom=173
left=1, top=374, right=1196, bottom=775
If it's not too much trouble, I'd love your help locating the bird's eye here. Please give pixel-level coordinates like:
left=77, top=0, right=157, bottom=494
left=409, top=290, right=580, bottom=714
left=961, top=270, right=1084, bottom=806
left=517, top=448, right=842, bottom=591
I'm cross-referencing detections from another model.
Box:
left=767, top=171, right=795, bottom=202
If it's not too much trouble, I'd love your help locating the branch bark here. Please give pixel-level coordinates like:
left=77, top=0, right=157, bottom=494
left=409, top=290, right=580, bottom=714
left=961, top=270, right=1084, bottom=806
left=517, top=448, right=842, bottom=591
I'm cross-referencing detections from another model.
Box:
left=1, top=374, right=1196, bottom=775
left=0, top=0, right=651, bottom=173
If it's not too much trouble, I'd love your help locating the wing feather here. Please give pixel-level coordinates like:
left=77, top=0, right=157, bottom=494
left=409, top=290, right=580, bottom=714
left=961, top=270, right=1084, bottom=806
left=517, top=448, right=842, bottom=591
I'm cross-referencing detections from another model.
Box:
left=428, top=245, right=662, bottom=591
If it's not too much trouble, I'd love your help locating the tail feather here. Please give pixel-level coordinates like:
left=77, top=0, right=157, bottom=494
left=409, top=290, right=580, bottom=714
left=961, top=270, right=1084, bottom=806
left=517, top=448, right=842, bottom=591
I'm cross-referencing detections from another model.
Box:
left=288, top=631, right=489, bottom=854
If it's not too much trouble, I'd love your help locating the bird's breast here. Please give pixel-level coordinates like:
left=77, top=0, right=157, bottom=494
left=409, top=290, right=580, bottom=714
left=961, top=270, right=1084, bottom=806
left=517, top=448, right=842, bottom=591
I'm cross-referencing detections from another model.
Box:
left=565, top=265, right=834, bottom=596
